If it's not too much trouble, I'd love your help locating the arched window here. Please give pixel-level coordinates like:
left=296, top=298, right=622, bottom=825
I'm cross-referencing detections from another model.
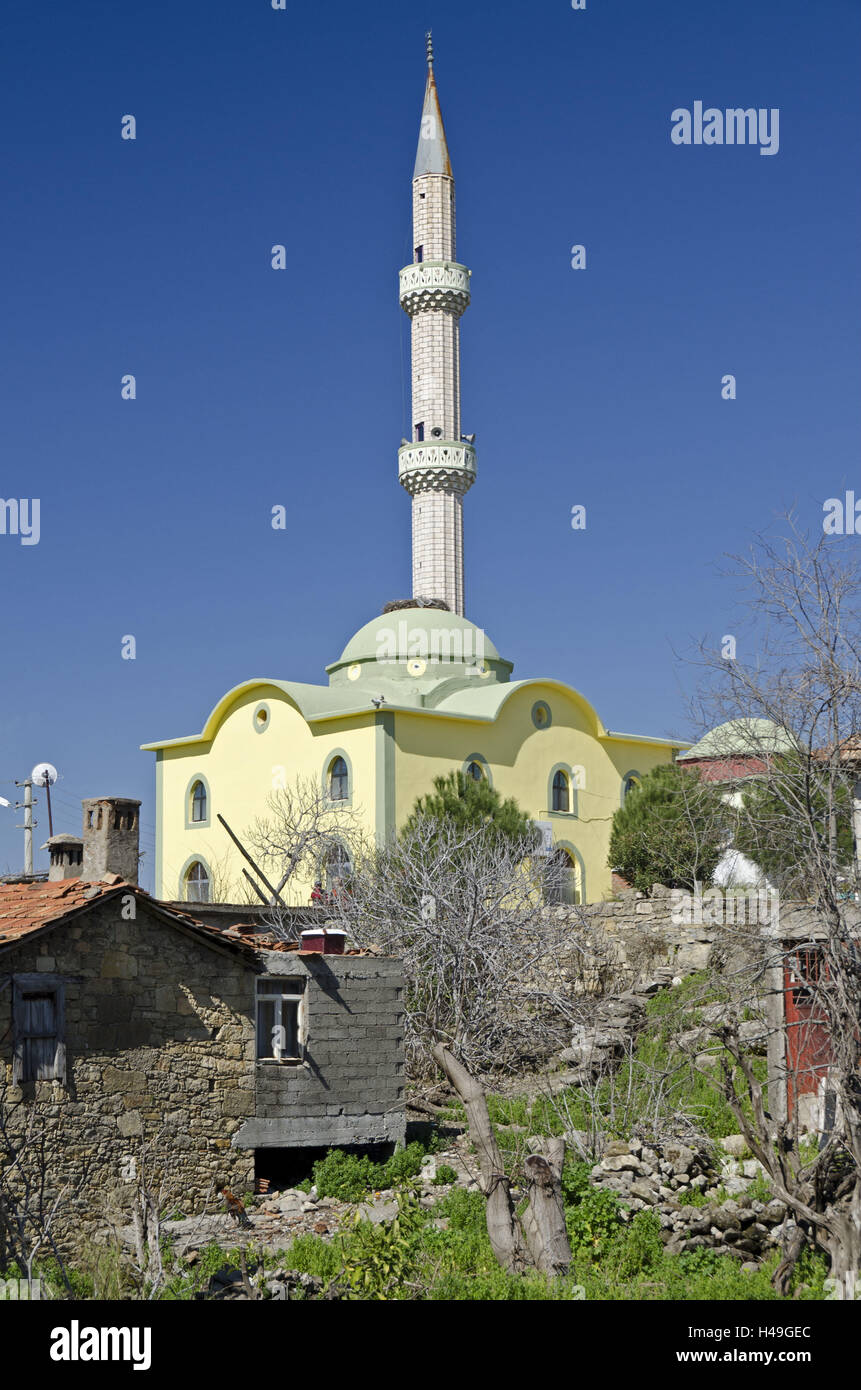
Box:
left=185, top=860, right=210, bottom=904
left=190, top=781, right=207, bottom=823
left=324, top=843, right=351, bottom=895
left=545, top=848, right=581, bottom=906
left=466, top=761, right=484, bottom=782
left=622, top=772, right=642, bottom=803
left=329, top=756, right=349, bottom=801
left=551, top=769, right=570, bottom=813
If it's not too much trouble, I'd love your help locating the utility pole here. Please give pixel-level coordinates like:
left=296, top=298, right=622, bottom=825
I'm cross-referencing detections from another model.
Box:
left=14, top=779, right=36, bottom=876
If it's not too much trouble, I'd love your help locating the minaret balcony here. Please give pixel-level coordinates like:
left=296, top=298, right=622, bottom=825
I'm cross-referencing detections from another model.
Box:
left=399, top=261, right=471, bottom=318
left=398, top=440, right=477, bottom=496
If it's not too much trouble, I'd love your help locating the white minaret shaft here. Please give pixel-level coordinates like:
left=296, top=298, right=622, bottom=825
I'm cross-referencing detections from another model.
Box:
left=398, top=36, right=475, bottom=617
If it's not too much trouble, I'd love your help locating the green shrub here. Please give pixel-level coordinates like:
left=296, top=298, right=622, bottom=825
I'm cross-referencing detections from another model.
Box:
left=612, top=1210, right=664, bottom=1277
left=284, top=1232, right=343, bottom=1282
left=560, top=1160, right=594, bottom=1207
left=339, top=1193, right=425, bottom=1300
left=436, top=1185, right=487, bottom=1231
left=747, top=1169, right=773, bottom=1203
left=429, top=1269, right=578, bottom=1300
left=309, top=1141, right=428, bottom=1201
left=566, top=1187, right=626, bottom=1254
left=433, top=1164, right=458, bottom=1186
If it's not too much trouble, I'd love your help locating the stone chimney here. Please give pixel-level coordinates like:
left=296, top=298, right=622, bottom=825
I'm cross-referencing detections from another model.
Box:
left=82, top=797, right=141, bottom=884
left=41, top=834, right=84, bottom=881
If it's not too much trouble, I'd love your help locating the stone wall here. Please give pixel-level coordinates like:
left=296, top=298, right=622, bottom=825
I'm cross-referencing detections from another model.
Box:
left=0, top=900, right=256, bottom=1240
left=0, top=898, right=405, bottom=1248
left=554, top=885, right=744, bottom=990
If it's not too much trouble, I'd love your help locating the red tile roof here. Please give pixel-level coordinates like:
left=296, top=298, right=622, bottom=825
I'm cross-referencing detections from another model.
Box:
left=0, top=879, right=120, bottom=943
left=0, top=880, right=371, bottom=957
left=0, top=879, right=257, bottom=956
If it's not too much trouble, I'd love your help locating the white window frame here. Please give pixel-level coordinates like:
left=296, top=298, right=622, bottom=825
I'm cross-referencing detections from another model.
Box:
left=255, top=977, right=306, bottom=1064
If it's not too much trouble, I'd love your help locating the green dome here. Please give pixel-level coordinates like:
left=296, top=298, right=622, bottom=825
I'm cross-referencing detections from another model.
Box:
left=677, top=719, right=796, bottom=761
left=327, top=609, right=511, bottom=685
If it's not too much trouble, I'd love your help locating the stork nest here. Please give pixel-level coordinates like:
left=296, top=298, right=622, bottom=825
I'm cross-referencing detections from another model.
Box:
left=382, top=597, right=450, bottom=614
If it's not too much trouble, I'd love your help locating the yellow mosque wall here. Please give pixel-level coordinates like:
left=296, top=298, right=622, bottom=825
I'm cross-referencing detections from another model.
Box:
left=151, top=674, right=679, bottom=907
left=154, top=684, right=377, bottom=904
left=391, top=681, right=677, bottom=901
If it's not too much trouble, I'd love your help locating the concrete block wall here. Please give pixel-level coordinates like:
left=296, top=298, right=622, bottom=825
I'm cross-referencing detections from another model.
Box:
left=238, top=955, right=406, bottom=1150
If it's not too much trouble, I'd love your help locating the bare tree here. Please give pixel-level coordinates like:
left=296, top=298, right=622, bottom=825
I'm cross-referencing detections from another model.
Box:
left=0, top=1086, right=83, bottom=1295
left=683, top=521, right=861, bottom=1291
left=328, top=814, right=599, bottom=1076
left=245, top=776, right=365, bottom=924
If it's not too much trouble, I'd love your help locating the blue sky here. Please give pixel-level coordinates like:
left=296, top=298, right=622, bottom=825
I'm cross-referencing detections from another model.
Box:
left=1, top=0, right=859, bottom=883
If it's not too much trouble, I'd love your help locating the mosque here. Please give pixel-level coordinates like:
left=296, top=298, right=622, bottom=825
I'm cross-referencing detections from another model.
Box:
left=143, top=40, right=683, bottom=907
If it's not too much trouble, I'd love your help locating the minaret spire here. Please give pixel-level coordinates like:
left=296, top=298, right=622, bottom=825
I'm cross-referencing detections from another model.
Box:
left=398, top=42, right=475, bottom=616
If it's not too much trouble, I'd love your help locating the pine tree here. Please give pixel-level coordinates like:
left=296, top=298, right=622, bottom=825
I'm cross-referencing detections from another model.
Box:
left=402, top=770, right=533, bottom=850
left=607, top=762, right=728, bottom=893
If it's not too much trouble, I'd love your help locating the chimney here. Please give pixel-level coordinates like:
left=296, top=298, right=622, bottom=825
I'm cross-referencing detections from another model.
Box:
left=82, top=797, right=141, bottom=884
left=41, top=834, right=84, bottom=881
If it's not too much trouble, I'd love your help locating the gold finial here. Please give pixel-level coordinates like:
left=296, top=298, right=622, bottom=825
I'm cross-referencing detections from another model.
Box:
left=425, top=30, right=434, bottom=69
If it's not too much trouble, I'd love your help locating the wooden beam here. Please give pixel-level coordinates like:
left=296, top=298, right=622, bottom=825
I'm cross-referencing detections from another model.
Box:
left=217, top=814, right=288, bottom=909
left=241, top=867, right=271, bottom=907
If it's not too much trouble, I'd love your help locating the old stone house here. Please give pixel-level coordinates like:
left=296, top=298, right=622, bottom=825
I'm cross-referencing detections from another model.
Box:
left=0, top=798, right=404, bottom=1243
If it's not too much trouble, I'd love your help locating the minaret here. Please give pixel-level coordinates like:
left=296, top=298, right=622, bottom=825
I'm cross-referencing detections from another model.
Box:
left=398, top=34, right=475, bottom=617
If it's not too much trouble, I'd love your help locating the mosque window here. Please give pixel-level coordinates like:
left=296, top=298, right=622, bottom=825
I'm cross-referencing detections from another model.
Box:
left=184, top=860, right=210, bottom=904
left=324, top=843, right=352, bottom=894
left=414, top=245, right=424, bottom=262
left=622, top=773, right=642, bottom=802
left=545, top=848, right=581, bottom=906
left=329, top=756, right=349, bottom=801
left=531, top=701, right=552, bottom=729
left=415, top=422, right=424, bottom=442
left=190, top=781, right=207, bottom=823
left=551, top=770, right=570, bottom=813
left=466, top=761, right=484, bottom=782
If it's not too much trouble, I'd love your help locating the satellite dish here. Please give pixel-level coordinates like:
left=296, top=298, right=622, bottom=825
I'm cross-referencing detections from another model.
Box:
left=32, top=762, right=58, bottom=786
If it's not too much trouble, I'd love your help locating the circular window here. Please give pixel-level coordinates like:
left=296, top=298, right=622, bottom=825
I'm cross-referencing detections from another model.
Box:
left=253, top=703, right=270, bottom=733
left=531, top=701, right=552, bottom=729
left=347, top=663, right=362, bottom=682
left=407, top=658, right=427, bottom=677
